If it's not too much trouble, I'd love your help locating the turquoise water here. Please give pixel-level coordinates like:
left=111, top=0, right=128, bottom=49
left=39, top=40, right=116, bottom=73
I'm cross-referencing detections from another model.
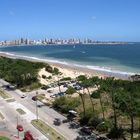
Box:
left=0, top=43, right=140, bottom=74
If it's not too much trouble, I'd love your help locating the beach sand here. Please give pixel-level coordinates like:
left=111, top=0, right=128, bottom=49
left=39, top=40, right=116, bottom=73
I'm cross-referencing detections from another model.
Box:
left=0, top=52, right=132, bottom=83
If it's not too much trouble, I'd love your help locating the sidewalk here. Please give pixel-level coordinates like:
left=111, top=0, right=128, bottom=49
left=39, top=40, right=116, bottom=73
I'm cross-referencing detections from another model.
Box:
left=0, top=131, right=22, bottom=140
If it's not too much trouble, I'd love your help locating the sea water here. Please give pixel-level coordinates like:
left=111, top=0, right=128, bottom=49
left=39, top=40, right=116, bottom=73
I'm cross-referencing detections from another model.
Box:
left=0, top=43, right=140, bottom=75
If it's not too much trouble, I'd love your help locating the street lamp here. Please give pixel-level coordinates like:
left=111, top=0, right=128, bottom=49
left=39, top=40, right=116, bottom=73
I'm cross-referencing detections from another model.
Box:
left=17, top=115, right=19, bottom=138
left=36, top=91, right=38, bottom=121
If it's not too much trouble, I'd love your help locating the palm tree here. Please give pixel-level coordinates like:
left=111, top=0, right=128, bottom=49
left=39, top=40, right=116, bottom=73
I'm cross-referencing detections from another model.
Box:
left=90, top=76, right=106, bottom=119
left=102, top=77, right=118, bottom=129
left=80, top=77, right=95, bottom=113
left=78, top=90, right=86, bottom=117
left=53, top=67, right=61, bottom=93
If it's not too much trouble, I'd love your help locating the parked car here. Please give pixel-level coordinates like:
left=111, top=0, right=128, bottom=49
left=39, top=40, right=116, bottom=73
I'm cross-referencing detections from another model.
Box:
left=62, top=119, right=69, bottom=123
left=69, top=122, right=79, bottom=129
left=63, top=83, right=68, bottom=87
left=47, top=90, right=53, bottom=93
left=57, top=92, right=65, bottom=96
left=50, top=94, right=56, bottom=98
left=97, top=137, right=109, bottom=140
left=80, top=127, right=93, bottom=135
left=41, top=85, right=50, bottom=90
left=53, top=118, right=61, bottom=126
left=32, top=96, right=37, bottom=101
left=75, top=135, right=97, bottom=140
left=74, top=85, right=82, bottom=90
left=71, top=80, right=76, bottom=83
left=21, top=95, right=26, bottom=98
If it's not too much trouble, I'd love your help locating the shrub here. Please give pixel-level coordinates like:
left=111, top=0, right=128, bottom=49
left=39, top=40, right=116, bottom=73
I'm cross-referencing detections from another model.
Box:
left=53, top=97, right=80, bottom=114
left=91, top=90, right=100, bottom=99
left=66, top=86, right=76, bottom=95
left=96, top=120, right=111, bottom=132
left=80, top=115, right=90, bottom=126
left=45, top=65, right=53, bottom=73
left=79, top=109, right=94, bottom=126
left=53, top=67, right=59, bottom=75
left=60, top=77, right=71, bottom=81
left=88, top=115, right=102, bottom=128
left=0, top=57, right=45, bottom=88
left=77, top=75, right=87, bottom=81
left=42, top=75, right=46, bottom=79
left=107, top=127, right=124, bottom=139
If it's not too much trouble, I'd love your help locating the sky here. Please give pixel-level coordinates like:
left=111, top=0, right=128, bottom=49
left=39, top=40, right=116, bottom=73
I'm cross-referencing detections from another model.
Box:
left=0, top=0, right=140, bottom=42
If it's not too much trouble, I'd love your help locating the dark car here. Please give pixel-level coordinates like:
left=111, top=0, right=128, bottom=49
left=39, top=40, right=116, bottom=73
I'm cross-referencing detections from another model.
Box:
left=21, top=95, right=27, bottom=98
left=58, top=92, right=65, bottom=97
left=63, top=83, right=68, bottom=87
left=80, top=127, right=92, bottom=135
left=62, top=119, right=70, bottom=123
left=5, top=84, right=16, bottom=90
left=41, top=85, right=50, bottom=90
left=69, top=122, right=79, bottom=129
left=71, top=80, right=76, bottom=83
left=53, top=118, right=61, bottom=126
left=97, top=137, right=109, bottom=140
left=32, top=96, right=37, bottom=101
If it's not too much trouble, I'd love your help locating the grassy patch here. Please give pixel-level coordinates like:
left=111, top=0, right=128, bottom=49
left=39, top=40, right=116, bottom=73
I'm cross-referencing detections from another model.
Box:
left=20, top=82, right=42, bottom=92
left=0, top=112, right=4, bottom=120
left=31, top=119, right=66, bottom=140
left=0, top=136, right=11, bottom=140
left=16, top=108, right=26, bottom=115
left=6, top=98, right=15, bottom=103
left=37, top=94, right=45, bottom=101
left=0, top=89, right=11, bottom=99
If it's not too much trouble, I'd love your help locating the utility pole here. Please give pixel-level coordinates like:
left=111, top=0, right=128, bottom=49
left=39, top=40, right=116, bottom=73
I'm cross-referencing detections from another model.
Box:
left=17, top=115, right=19, bottom=138
left=36, top=91, right=38, bottom=121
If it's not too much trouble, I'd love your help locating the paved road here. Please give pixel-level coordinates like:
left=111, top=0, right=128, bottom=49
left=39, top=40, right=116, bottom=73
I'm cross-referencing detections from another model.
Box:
left=0, top=79, right=79, bottom=140
left=0, top=97, right=47, bottom=140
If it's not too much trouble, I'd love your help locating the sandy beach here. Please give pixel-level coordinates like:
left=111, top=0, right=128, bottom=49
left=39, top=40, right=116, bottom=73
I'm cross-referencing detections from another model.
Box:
left=0, top=52, right=133, bottom=81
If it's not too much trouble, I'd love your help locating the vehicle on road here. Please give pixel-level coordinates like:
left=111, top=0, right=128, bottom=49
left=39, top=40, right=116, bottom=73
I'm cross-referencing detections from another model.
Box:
left=24, top=131, right=35, bottom=140
left=53, top=118, right=61, bottom=126
left=17, top=124, right=24, bottom=132
left=5, top=84, right=16, bottom=90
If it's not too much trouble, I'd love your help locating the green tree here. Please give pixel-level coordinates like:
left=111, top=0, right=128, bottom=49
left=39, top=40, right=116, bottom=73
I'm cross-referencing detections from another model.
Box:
left=66, top=86, right=76, bottom=95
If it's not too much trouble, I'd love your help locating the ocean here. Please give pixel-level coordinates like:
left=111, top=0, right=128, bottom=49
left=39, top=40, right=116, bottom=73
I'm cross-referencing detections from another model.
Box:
left=0, top=43, right=140, bottom=75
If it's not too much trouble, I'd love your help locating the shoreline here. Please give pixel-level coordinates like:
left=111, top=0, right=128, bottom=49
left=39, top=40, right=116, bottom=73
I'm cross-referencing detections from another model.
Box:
left=0, top=52, right=135, bottom=80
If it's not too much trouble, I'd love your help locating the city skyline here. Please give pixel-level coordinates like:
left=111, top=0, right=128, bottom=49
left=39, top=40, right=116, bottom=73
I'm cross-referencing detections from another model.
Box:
left=0, top=37, right=128, bottom=46
left=0, top=0, right=140, bottom=42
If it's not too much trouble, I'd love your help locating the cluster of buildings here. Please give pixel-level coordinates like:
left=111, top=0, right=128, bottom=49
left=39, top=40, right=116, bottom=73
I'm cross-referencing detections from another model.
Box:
left=0, top=38, right=127, bottom=46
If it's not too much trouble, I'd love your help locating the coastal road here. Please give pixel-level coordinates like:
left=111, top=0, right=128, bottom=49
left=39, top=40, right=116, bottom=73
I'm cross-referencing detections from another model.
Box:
left=0, top=97, right=47, bottom=140
left=0, top=79, right=79, bottom=140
